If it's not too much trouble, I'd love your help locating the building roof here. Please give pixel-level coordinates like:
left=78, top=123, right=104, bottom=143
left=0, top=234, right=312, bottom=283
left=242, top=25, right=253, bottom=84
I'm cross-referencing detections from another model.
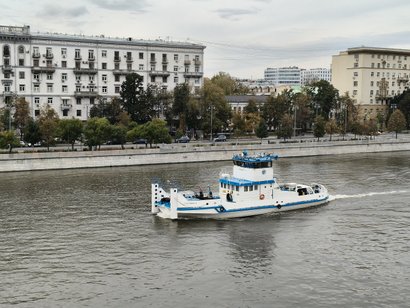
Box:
left=346, top=46, right=410, bottom=56
left=225, top=95, right=270, bottom=104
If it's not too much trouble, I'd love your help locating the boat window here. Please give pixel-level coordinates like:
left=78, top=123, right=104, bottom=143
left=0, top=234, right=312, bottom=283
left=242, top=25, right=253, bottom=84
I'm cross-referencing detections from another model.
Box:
left=220, top=183, right=223, bottom=188
left=235, top=186, right=239, bottom=192
left=244, top=186, right=248, bottom=192
left=254, top=185, right=258, bottom=190
left=249, top=186, right=253, bottom=191
left=223, top=183, right=226, bottom=189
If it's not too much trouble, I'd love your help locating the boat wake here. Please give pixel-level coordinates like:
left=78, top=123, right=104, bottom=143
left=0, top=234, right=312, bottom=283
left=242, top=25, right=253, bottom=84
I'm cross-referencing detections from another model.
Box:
left=329, top=190, right=409, bottom=201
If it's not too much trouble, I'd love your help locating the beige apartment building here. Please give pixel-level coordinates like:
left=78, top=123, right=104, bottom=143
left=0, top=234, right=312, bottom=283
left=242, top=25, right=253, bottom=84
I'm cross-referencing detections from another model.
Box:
left=332, top=47, right=410, bottom=121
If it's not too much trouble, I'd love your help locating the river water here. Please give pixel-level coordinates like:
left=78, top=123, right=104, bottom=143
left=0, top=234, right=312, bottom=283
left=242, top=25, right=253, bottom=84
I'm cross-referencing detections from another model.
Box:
left=1, top=152, right=409, bottom=307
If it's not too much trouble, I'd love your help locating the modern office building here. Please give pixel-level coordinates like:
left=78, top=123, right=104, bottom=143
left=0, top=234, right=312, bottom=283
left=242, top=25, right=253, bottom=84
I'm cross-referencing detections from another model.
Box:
left=264, top=66, right=301, bottom=86
left=332, top=47, right=410, bottom=120
left=0, top=25, right=205, bottom=120
left=300, top=68, right=331, bottom=85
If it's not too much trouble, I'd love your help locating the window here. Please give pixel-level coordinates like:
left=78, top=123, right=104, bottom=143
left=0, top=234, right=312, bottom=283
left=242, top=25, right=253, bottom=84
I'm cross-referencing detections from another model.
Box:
left=61, top=61, right=67, bottom=68
left=174, top=76, right=178, bottom=83
left=61, top=48, right=67, bottom=57
left=174, top=54, right=178, bottom=61
left=370, top=81, right=374, bottom=86
left=162, top=65, right=167, bottom=71
left=195, top=78, right=200, bottom=84
left=370, top=90, right=374, bottom=96
left=174, top=66, right=178, bottom=72
left=377, top=63, right=380, bottom=68
left=151, top=76, right=155, bottom=82
left=102, top=86, right=107, bottom=93
left=76, top=98, right=81, bottom=105
left=75, top=75, right=81, bottom=82
left=90, top=98, right=95, bottom=105
left=114, top=63, right=119, bottom=70
left=34, top=84, right=40, bottom=93
left=34, top=97, right=40, bottom=104
left=127, top=63, right=132, bottom=70
left=102, top=74, right=107, bottom=82
left=62, top=73, right=67, bottom=82
left=33, top=59, right=39, bottom=67
left=89, top=75, right=94, bottom=82
left=33, top=47, right=39, bottom=57
left=75, top=49, right=81, bottom=59
left=353, top=81, right=358, bottom=87
left=35, top=110, right=40, bottom=116
left=235, top=186, right=239, bottom=192
left=139, top=52, right=144, bottom=59
left=19, top=59, right=24, bottom=66
left=88, top=50, right=94, bottom=60
left=162, top=76, right=167, bottom=83
left=62, top=85, right=68, bottom=92
left=139, top=64, right=144, bottom=70
left=76, top=85, right=81, bottom=92
left=62, top=109, right=68, bottom=117
left=371, top=72, right=374, bottom=77
left=102, top=50, right=107, bottom=57
left=19, top=84, right=25, bottom=92
left=353, top=90, right=357, bottom=95
left=48, top=97, right=53, bottom=104
left=47, top=84, right=53, bottom=93
left=353, top=72, right=358, bottom=77
left=47, top=73, right=53, bottom=80
left=77, top=110, right=82, bottom=117
left=353, top=63, right=358, bottom=68
left=115, top=75, right=120, bottom=82
left=19, top=71, right=25, bottom=79
left=127, top=51, right=132, bottom=60
left=115, top=86, right=120, bottom=93
left=244, top=186, right=248, bottom=192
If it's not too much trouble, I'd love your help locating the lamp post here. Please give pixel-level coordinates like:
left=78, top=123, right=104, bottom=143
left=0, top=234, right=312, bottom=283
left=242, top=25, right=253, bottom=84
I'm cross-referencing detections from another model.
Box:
left=209, top=103, right=214, bottom=142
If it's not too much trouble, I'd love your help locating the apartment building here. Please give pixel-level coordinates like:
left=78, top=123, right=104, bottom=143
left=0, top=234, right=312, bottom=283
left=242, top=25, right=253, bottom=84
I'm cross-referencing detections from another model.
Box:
left=264, top=66, right=301, bottom=86
left=332, top=47, right=410, bottom=120
left=0, top=25, right=205, bottom=120
left=300, top=68, right=331, bottom=85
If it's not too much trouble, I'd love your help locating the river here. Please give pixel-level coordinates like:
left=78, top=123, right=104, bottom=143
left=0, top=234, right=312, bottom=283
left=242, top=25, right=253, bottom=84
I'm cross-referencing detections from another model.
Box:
left=1, top=152, right=409, bottom=307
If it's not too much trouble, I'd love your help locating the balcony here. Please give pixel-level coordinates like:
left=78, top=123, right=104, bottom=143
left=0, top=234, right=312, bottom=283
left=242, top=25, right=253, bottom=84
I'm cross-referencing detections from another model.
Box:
left=61, top=103, right=72, bottom=111
left=2, top=91, right=14, bottom=97
left=73, top=68, right=98, bottom=75
left=184, top=59, right=191, bottom=65
left=75, top=55, right=82, bottom=60
left=183, top=71, right=204, bottom=78
left=45, top=53, right=54, bottom=59
left=114, top=56, right=121, bottom=62
left=149, top=70, right=170, bottom=77
left=32, top=52, right=40, bottom=58
left=88, top=56, right=96, bottom=61
left=150, top=58, right=157, bottom=64
left=2, top=65, right=12, bottom=73
left=126, top=56, right=133, bottom=62
left=193, top=59, right=201, bottom=66
left=162, top=58, right=168, bottom=64
left=31, top=66, right=55, bottom=73
left=113, top=69, right=133, bottom=76
left=74, top=90, right=99, bottom=98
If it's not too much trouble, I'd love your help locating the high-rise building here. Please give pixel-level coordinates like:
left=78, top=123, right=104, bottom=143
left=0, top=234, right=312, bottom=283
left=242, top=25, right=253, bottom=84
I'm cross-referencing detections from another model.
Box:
left=264, top=66, right=301, bottom=86
left=0, top=25, right=205, bottom=120
left=300, top=68, right=331, bottom=85
left=332, top=47, right=410, bottom=120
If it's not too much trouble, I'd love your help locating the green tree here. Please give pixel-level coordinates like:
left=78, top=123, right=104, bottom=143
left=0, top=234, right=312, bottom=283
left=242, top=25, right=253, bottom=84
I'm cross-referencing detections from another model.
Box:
left=24, top=118, right=41, bottom=147
left=313, top=115, right=326, bottom=141
left=256, top=119, right=269, bottom=141
left=325, top=119, right=339, bottom=141
left=307, top=80, right=339, bottom=120
left=277, top=113, right=293, bottom=141
left=244, top=99, right=259, bottom=114
left=391, top=89, right=410, bottom=129
left=13, top=98, right=30, bottom=138
left=90, top=97, right=124, bottom=125
left=84, top=117, right=112, bottom=150
left=232, top=113, right=246, bottom=136
left=110, top=124, right=128, bottom=149
left=387, top=109, right=407, bottom=139
left=172, top=83, right=191, bottom=131
left=139, top=119, right=172, bottom=148
left=210, top=72, right=248, bottom=95
left=120, top=73, right=154, bottom=124
left=0, top=108, right=11, bottom=131
left=58, top=118, right=83, bottom=150
left=262, top=90, right=292, bottom=130
left=0, top=131, right=19, bottom=153
left=38, top=106, right=59, bottom=151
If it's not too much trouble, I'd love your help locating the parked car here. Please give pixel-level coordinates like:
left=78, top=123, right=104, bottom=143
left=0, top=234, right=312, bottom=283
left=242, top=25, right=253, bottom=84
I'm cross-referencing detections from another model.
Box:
left=213, top=134, right=227, bottom=142
left=133, top=138, right=147, bottom=145
left=176, top=135, right=190, bottom=143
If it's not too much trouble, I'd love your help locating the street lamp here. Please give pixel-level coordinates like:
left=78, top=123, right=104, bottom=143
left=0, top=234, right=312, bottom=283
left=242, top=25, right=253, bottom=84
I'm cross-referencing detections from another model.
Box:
left=209, top=103, right=214, bottom=142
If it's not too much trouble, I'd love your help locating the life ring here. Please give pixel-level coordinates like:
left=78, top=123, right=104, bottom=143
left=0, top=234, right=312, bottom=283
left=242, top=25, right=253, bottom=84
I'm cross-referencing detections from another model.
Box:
left=277, top=204, right=282, bottom=209
left=259, top=194, right=265, bottom=200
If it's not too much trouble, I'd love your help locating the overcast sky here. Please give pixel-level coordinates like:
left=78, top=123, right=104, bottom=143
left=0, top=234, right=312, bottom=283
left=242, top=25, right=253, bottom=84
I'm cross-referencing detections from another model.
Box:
left=3, top=0, right=410, bottom=79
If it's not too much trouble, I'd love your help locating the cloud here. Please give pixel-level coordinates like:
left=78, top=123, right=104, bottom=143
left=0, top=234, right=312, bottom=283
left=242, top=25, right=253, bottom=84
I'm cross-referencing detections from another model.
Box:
left=37, top=5, right=89, bottom=18
left=88, top=0, right=150, bottom=13
left=214, top=8, right=258, bottom=20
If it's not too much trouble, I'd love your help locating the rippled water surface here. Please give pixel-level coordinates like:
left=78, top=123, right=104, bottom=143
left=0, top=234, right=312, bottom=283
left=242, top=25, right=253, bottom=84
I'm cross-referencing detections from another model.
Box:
left=1, top=152, right=410, bottom=307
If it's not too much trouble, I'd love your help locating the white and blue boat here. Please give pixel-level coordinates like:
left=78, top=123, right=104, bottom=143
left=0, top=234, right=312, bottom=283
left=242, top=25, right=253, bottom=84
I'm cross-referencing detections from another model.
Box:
left=151, top=151, right=329, bottom=219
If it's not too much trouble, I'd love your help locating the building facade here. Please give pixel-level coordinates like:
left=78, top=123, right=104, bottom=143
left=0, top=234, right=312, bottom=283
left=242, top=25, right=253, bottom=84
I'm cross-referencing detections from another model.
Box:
left=264, top=66, right=301, bottom=86
left=300, top=68, right=331, bottom=85
left=332, top=47, right=410, bottom=120
left=0, top=25, right=205, bottom=120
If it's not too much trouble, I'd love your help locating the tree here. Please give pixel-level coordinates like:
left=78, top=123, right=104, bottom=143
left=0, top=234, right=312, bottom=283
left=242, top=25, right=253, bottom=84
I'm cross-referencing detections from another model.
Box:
left=244, top=99, right=259, bottom=114
left=84, top=117, right=112, bottom=150
left=0, top=108, right=11, bottom=131
left=13, top=98, right=30, bottom=138
left=0, top=131, right=19, bottom=153
left=210, top=72, right=248, bottom=95
left=90, top=97, right=124, bottom=125
left=262, top=90, right=293, bottom=131
left=120, top=73, right=154, bottom=124
left=307, top=80, right=339, bottom=120
left=277, top=114, right=293, bottom=141
left=391, top=89, right=410, bottom=129
left=110, top=124, right=128, bottom=149
left=325, top=119, right=339, bottom=141
left=58, top=118, right=83, bottom=150
left=38, top=106, right=59, bottom=151
left=172, top=83, right=191, bottom=131
left=313, top=115, right=326, bottom=141
left=232, top=113, right=246, bottom=136
left=139, top=119, right=172, bottom=148
left=256, top=119, right=268, bottom=141
left=387, top=109, right=407, bottom=139
left=24, top=118, right=41, bottom=147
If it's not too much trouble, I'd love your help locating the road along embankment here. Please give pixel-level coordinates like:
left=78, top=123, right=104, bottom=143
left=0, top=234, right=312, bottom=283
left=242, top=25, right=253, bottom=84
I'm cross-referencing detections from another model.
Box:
left=1, top=140, right=410, bottom=172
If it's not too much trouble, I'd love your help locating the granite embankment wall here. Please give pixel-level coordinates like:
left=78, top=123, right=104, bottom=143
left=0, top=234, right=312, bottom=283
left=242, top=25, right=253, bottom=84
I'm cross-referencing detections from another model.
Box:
left=1, top=139, right=410, bottom=172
